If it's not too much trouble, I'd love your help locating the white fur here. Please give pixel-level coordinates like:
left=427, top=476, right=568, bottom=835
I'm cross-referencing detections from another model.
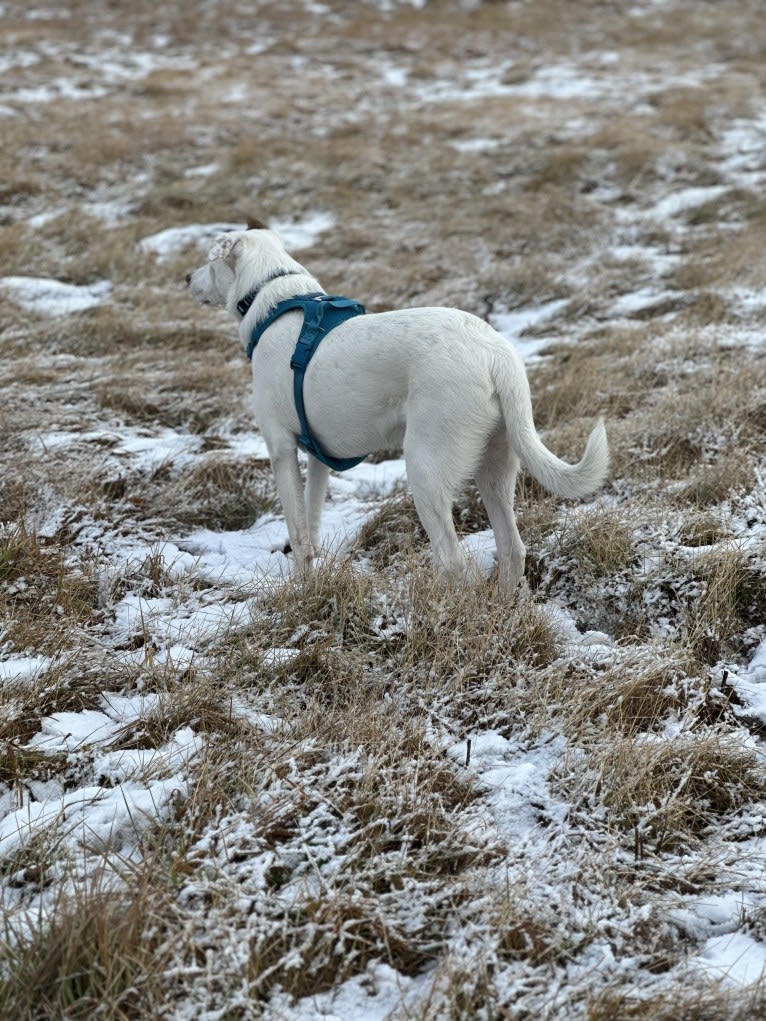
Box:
left=187, top=227, right=609, bottom=587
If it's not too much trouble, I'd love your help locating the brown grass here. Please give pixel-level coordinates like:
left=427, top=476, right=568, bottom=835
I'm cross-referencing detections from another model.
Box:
left=0, top=874, right=171, bottom=1021
left=586, top=983, right=761, bottom=1021
left=585, top=731, right=766, bottom=852
left=563, top=506, right=637, bottom=577
left=0, top=525, right=102, bottom=653
left=551, top=657, right=691, bottom=740
left=354, top=490, right=429, bottom=566
left=3, top=0, right=766, bottom=1016
left=684, top=545, right=766, bottom=663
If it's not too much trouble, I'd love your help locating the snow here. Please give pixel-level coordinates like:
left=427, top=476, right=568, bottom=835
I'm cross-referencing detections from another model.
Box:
left=113, top=591, right=252, bottom=647
left=413, top=58, right=723, bottom=111
left=283, top=963, right=419, bottom=1021
left=35, top=425, right=203, bottom=474
left=650, top=185, right=729, bottom=220
left=492, top=298, right=570, bottom=359
left=27, top=693, right=164, bottom=753
left=114, top=426, right=203, bottom=468
left=28, top=709, right=125, bottom=752
left=270, top=211, right=336, bottom=249
left=0, top=775, right=189, bottom=860
left=0, top=276, right=111, bottom=314
left=695, top=932, right=766, bottom=988
left=184, top=161, right=220, bottom=178
left=218, top=432, right=272, bottom=460
left=450, top=136, right=502, bottom=153
left=448, top=731, right=569, bottom=843
left=179, top=455, right=408, bottom=586
left=1, top=679, right=200, bottom=880
left=0, top=655, right=52, bottom=685
left=139, top=222, right=243, bottom=260
left=610, top=286, right=681, bottom=318
left=729, top=637, right=766, bottom=724
left=669, top=893, right=757, bottom=940
left=138, top=212, right=336, bottom=262
left=2, top=39, right=196, bottom=108
left=93, top=727, right=201, bottom=784
left=179, top=523, right=291, bottom=586
left=326, top=457, right=407, bottom=499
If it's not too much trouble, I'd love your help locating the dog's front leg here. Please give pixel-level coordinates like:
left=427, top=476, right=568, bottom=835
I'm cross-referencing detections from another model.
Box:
left=269, top=446, right=314, bottom=570
left=305, top=456, right=331, bottom=553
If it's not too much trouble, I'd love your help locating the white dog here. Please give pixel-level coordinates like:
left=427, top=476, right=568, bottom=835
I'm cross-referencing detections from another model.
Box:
left=187, top=224, right=608, bottom=588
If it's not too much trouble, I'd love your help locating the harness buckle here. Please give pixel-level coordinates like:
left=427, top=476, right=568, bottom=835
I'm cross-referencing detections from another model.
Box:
left=290, top=337, right=314, bottom=371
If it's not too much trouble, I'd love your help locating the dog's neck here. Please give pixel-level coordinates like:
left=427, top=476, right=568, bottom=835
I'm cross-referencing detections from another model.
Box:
left=234, top=269, right=307, bottom=319
left=232, top=263, right=325, bottom=356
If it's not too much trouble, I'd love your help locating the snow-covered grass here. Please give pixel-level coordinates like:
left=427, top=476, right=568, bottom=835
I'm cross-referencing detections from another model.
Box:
left=2, top=0, right=766, bottom=1018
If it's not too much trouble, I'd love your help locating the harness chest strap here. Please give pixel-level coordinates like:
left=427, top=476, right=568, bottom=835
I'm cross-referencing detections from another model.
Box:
left=247, top=293, right=367, bottom=472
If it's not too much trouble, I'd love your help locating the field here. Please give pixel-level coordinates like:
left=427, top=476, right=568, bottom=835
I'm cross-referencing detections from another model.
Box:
left=2, top=0, right=766, bottom=1017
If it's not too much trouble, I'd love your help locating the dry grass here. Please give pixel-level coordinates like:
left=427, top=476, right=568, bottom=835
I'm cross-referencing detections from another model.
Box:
left=684, top=545, right=766, bottom=663
left=3, top=0, right=766, bottom=1017
left=145, top=456, right=276, bottom=532
left=562, top=506, right=637, bottom=577
left=0, top=525, right=102, bottom=653
left=0, top=872, right=171, bottom=1021
left=550, top=657, right=690, bottom=740
left=354, top=491, right=429, bottom=566
left=581, top=731, right=766, bottom=852
left=673, top=452, right=755, bottom=507
left=585, top=984, right=760, bottom=1021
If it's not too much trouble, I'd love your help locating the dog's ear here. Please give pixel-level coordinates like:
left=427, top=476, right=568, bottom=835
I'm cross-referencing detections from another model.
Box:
left=246, top=216, right=269, bottom=230
left=207, top=233, right=241, bottom=264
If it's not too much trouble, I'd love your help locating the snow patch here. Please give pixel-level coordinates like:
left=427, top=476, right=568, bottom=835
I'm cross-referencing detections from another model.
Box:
left=138, top=222, right=242, bottom=260
left=0, top=655, right=52, bottom=685
left=492, top=298, right=569, bottom=359
left=282, top=962, right=418, bottom=1021
left=0, top=277, right=111, bottom=315
left=730, top=637, right=766, bottom=725
left=649, top=185, right=729, bottom=220
left=112, top=592, right=252, bottom=648
left=139, top=212, right=336, bottom=262
left=448, top=731, right=568, bottom=843
left=270, top=211, right=336, bottom=249
left=694, top=932, right=766, bottom=988
left=0, top=776, right=188, bottom=860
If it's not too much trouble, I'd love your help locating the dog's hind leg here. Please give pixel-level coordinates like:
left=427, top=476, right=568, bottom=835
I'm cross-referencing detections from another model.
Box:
left=475, top=425, right=525, bottom=590
left=305, top=456, right=331, bottom=553
left=404, top=438, right=471, bottom=582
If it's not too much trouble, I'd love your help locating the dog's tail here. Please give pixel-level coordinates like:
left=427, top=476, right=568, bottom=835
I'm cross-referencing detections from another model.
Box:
left=492, top=352, right=609, bottom=500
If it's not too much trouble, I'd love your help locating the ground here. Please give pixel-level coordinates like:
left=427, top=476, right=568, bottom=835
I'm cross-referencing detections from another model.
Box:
left=2, top=1, right=766, bottom=1018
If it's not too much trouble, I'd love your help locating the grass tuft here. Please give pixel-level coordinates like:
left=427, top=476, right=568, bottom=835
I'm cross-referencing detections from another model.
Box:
left=684, top=545, right=766, bottom=663
left=0, top=875, right=169, bottom=1021
left=586, top=731, right=766, bottom=852
left=564, top=506, right=637, bottom=577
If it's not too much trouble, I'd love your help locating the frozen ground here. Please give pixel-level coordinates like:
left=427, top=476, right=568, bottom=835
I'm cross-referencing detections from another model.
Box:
left=2, top=1, right=766, bottom=1018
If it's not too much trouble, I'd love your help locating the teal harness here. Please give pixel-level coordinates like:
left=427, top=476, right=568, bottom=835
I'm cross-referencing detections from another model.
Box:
left=246, top=293, right=368, bottom=472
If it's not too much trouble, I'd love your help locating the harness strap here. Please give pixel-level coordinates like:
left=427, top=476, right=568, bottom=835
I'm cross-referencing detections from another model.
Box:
left=246, top=292, right=324, bottom=360
left=247, top=293, right=367, bottom=472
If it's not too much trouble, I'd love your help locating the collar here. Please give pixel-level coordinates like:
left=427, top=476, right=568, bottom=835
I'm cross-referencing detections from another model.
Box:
left=235, top=269, right=306, bottom=318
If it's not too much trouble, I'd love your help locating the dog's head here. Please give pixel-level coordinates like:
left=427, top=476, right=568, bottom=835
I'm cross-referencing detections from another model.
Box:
left=186, top=232, right=243, bottom=307
left=185, top=220, right=303, bottom=312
